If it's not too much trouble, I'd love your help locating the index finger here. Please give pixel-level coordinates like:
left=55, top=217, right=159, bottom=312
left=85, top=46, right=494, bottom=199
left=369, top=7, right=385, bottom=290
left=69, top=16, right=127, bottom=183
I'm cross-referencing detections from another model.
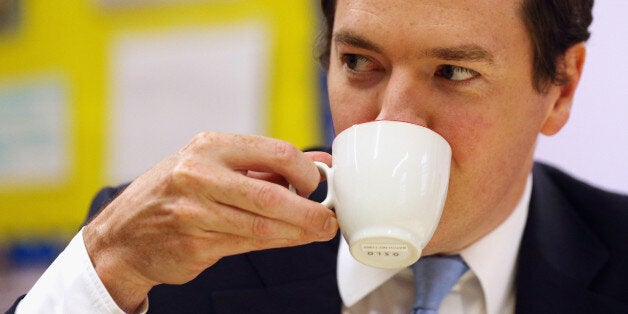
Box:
left=211, top=134, right=323, bottom=197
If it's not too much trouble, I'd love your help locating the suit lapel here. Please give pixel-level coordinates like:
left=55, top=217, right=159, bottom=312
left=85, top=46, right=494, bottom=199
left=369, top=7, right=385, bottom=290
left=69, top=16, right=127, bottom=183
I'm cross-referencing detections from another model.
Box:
left=212, top=233, right=342, bottom=314
left=515, top=164, right=627, bottom=312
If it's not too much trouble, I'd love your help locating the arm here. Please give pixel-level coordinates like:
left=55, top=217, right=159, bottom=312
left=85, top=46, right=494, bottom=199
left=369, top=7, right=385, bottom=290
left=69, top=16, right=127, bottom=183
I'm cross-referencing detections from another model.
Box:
left=12, top=229, right=145, bottom=314
left=6, top=186, right=129, bottom=314
left=12, top=133, right=337, bottom=313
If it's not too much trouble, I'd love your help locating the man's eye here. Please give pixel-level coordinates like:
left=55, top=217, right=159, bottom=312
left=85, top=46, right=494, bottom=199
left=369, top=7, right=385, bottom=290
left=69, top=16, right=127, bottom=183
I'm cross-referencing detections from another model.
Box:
left=342, top=54, right=376, bottom=72
left=436, top=65, right=479, bottom=81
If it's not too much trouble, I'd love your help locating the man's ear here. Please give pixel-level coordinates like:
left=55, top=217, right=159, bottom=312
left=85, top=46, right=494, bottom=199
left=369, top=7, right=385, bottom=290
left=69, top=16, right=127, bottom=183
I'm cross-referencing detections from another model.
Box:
left=540, top=43, right=586, bottom=136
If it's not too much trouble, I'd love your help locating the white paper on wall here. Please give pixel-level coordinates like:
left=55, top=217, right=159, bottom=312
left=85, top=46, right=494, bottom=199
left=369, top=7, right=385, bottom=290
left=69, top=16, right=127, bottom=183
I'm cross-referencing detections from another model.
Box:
left=0, top=75, right=69, bottom=187
left=108, top=22, right=269, bottom=182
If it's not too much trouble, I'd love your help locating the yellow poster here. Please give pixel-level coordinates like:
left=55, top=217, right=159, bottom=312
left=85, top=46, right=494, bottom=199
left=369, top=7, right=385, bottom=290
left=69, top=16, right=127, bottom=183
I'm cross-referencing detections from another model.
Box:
left=0, top=0, right=322, bottom=240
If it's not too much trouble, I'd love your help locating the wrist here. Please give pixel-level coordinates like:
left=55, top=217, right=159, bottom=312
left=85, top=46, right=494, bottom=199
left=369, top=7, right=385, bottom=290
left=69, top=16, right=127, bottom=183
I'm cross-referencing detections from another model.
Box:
left=83, top=223, right=155, bottom=313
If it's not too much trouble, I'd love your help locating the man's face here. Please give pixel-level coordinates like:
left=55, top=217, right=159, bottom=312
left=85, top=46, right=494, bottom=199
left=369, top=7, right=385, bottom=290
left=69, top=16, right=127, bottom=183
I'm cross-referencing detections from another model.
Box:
left=327, top=0, right=568, bottom=254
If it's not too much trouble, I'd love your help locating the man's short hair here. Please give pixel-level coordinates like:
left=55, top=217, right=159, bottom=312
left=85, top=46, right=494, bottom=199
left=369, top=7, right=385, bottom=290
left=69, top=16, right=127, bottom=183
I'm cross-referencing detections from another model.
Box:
left=317, top=0, right=594, bottom=92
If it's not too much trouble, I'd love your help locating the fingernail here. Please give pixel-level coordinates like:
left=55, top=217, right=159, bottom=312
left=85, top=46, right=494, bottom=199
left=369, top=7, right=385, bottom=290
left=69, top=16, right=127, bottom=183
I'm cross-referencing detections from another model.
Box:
left=324, top=216, right=338, bottom=233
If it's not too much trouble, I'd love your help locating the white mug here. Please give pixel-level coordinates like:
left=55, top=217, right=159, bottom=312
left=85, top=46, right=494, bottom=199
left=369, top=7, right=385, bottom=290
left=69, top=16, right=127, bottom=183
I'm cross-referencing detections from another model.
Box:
left=315, top=120, right=451, bottom=269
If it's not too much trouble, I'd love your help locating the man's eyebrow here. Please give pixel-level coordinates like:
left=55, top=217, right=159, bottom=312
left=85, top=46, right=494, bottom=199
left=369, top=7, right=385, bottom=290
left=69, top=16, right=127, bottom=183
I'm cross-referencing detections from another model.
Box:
left=333, top=31, right=383, bottom=54
left=333, top=30, right=494, bottom=64
left=423, top=45, right=495, bottom=64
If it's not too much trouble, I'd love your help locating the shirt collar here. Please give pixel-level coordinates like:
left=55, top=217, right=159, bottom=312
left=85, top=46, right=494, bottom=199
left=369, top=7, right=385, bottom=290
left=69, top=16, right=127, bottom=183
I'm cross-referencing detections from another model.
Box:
left=337, top=236, right=401, bottom=306
left=459, top=174, right=531, bottom=314
left=337, top=174, right=532, bottom=309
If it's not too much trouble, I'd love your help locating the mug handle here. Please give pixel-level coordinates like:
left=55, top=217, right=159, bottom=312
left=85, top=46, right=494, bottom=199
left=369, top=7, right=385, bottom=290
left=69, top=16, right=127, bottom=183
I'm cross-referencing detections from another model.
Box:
left=289, top=161, right=334, bottom=209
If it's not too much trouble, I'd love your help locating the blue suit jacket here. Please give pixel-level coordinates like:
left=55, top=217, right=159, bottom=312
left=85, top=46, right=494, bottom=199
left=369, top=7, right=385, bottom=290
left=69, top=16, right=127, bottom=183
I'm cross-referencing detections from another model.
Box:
left=7, top=162, right=628, bottom=313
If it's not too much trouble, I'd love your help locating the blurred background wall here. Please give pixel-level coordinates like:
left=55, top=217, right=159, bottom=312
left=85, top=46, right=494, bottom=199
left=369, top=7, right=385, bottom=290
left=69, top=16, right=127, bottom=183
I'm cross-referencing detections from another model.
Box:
left=0, top=0, right=325, bottom=306
left=534, top=0, right=628, bottom=195
left=0, top=0, right=626, bottom=308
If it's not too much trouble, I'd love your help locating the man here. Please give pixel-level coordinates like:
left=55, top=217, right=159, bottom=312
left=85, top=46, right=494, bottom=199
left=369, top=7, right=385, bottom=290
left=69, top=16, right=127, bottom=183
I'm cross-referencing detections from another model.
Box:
left=9, top=0, right=628, bottom=313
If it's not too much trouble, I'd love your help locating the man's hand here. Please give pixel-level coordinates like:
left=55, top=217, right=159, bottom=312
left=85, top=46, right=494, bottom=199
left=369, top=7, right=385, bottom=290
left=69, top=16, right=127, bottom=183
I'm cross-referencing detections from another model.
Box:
left=82, top=132, right=337, bottom=313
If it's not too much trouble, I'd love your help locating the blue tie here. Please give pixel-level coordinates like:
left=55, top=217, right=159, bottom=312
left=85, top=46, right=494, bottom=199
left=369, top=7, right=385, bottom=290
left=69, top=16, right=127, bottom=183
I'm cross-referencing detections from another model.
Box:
left=411, top=255, right=469, bottom=314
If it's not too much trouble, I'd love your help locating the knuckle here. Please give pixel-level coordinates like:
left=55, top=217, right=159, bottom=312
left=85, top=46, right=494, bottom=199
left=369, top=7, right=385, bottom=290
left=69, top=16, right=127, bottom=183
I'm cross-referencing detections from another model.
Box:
left=296, top=227, right=309, bottom=241
left=251, top=216, right=273, bottom=238
left=170, top=158, right=199, bottom=189
left=252, top=184, right=280, bottom=211
left=303, top=206, right=326, bottom=228
left=185, top=132, right=223, bottom=152
left=194, top=131, right=219, bottom=144
left=273, top=141, right=299, bottom=164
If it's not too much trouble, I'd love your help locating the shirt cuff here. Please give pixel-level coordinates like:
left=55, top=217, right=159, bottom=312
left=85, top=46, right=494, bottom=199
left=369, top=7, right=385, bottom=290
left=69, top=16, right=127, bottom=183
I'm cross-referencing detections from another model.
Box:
left=16, top=227, right=149, bottom=314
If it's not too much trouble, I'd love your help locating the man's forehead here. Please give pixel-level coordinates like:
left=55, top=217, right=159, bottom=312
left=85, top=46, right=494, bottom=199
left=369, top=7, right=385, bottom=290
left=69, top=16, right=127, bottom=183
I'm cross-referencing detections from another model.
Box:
left=332, top=0, right=528, bottom=57
left=333, top=0, right=524, bottom=26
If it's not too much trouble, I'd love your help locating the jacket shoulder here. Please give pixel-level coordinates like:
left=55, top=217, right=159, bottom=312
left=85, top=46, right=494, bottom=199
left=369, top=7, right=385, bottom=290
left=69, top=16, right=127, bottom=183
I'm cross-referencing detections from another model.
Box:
left=533, top=162, right=628, bottom=228
left=533, top=162, right=628, bottom=301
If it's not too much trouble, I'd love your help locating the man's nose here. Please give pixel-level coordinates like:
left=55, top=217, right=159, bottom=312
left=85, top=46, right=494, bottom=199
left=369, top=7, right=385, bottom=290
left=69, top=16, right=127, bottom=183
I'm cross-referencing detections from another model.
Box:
left=374, top=71, right=430, bottom=128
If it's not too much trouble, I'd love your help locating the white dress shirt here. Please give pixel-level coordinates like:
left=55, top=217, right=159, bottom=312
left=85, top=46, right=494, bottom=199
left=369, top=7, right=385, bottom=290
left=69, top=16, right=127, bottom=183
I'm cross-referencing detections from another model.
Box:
left=15, top=229, right=148, bottom=314
left=340, top=175, right=532, bottom=314
left=16, top=175, right=531, bottom=314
